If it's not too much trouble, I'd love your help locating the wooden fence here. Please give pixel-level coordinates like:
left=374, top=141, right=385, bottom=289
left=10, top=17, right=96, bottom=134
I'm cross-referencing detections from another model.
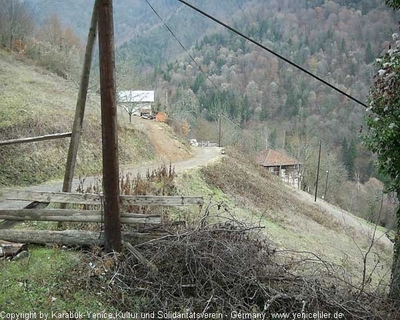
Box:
left=198, top=141, right=218, bottom=147
left=0, top=132, right=72, bottom=147
left=0, top=190, right=203, bottom=246
left=5, top=190, right=204, bottom=206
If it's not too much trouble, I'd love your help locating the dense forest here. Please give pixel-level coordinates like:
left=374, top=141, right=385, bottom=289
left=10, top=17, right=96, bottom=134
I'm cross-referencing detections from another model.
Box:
left=128, top=0, right=398, bottom=227
left=1, top=0, right=398, bottom=227
left=146, top=0, right=395, bottom=151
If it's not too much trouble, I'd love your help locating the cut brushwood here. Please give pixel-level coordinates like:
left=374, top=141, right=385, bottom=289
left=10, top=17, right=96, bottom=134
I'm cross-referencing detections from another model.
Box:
left=123, top=241, right=158, bottom=273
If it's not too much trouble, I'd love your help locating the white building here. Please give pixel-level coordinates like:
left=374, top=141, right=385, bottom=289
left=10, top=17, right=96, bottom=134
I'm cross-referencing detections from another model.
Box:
left=118, top=90, right=155, bottom=117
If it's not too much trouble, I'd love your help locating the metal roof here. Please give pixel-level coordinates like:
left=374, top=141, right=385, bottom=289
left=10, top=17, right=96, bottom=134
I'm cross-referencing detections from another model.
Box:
left=118, top=90, right=154, bottom=103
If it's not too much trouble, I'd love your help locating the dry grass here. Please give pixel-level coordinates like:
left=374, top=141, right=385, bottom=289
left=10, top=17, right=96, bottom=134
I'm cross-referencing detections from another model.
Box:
left=57, top=165, right=177, bottom=232
left=0, top=50, right=156, bottom=186
left=202, top=149, right=341, bottom=231
left=194, top=148, right=393, bottom=291
left=81, top=221, right=399, bottom=318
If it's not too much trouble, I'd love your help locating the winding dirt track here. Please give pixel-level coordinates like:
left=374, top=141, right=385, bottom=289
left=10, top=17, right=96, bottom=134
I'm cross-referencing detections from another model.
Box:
left=0, top=139, right=393, bottom=250
left=288, top=185, right=394, bottom=248
left=0, top=147, right=221, bottom=211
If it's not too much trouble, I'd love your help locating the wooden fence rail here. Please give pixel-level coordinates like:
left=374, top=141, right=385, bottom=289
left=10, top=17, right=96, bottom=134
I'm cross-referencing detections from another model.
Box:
left=0, top=132, right=72, bottom=147
left=0, top=229, right=166, bottom=246
left=0, top=209, right=161, bottom=224
left=4, top=190, right=204, bottom=206
left=0, top=191, right=203, bottom=245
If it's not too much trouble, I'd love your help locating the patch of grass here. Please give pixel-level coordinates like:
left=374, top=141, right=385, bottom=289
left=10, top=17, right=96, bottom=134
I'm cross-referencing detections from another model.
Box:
left=202, top=155, right=341, bottom=231
left=118, top=126, right=156, bottom=164
left=0, top=247, right=107, bottom=312
left=0, top=51, right=157, bottom=187
left=170, top=149, right=393, bottom=288
left=173, top=169, right=232, bottom=225
left=357, top=216, right=395, bottom=238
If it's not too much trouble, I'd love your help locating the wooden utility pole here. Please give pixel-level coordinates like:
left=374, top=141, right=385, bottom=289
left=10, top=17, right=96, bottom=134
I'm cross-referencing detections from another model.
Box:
left=62, top=0, right=99, bottom=194
left=282, top=130, right=286, bottom=149
left=218, top=114, right=222, bottom=147
left=324, top=170, right=329, bottom=201
left=314, top=140, right=322, bottom=202
left=98, top=0, right=121, bottom=252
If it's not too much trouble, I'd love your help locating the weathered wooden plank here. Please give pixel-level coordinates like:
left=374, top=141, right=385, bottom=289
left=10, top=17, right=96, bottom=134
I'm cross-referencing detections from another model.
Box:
left=0, top=201, right=49, bottom=230
left=5, top=191, right=102, bottom=205
left=0, top=242, right=26, bottom=258
left=121, top=217, right=160, bottom=224
left=121, top=195, right=204, bottom=206
left=0, top=132, right=72, bottom=147
left=5, top=191, right=204, bottom=206
left=0, top=229, right=166, bottom=246
left=124, top=241, right=158, bottom=273
left=0, top=209, right=161, bottom=224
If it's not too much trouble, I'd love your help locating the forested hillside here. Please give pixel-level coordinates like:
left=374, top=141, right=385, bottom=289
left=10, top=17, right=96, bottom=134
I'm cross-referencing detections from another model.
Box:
left=151, top=0, right=395, bottom=148
left=142, top=0, right=398, bottom=226
left=1, top=0, right=398, bottom=226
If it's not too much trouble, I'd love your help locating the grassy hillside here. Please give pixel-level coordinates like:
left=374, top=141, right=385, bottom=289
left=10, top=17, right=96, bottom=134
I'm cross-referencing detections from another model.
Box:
left=0, top=50, right=156, bottom=186
left=176, top=149, right=393, bottom=285
left=0, top=148, right=394, bottom=315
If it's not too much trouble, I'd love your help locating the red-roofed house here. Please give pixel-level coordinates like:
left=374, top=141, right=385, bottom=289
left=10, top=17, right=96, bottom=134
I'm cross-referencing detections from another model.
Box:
left=257, top=149, right=301, bottom=188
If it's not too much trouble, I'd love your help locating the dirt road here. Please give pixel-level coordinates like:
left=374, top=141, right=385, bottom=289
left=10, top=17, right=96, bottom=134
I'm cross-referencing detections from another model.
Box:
left=288, top=185, right=394, bottom=248
left=129, top=118, right=193, bottom=163
left=0, top=147, right=222, bottom=210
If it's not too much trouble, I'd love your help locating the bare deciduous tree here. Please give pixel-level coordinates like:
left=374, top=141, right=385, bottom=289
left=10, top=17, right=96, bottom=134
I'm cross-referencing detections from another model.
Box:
left=0, top=0, right=33, bottom=51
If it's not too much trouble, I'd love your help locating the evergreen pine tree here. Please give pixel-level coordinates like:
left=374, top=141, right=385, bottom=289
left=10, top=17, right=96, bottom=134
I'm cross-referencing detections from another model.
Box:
left=365, top=42, right=374, bottom=64
left=340, top=38, right=346, bottom=53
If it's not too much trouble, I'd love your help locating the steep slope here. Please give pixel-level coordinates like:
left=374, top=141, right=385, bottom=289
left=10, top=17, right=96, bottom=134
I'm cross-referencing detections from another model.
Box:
left=176, top=149, right=393, bottom=286
left=25, top=0, right=241, bottom=49
left=150, top=0, right=397, bottom=210
left=0, top=135, right=393, bottom=311
left=0, top=51, right=189, bottom=187
left=124, top=117, right=192, bottom=163
left=155, top=0, right=395, bottom=132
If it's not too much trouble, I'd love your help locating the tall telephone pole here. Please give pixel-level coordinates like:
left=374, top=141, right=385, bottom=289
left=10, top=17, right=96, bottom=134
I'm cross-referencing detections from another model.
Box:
left=324, top=170, right=330, bottom=201
left=218, top=114, right=222, bottom=147
left=98, top=0, right=121, bottom=252
left=314, top=140, right=322, bottom=202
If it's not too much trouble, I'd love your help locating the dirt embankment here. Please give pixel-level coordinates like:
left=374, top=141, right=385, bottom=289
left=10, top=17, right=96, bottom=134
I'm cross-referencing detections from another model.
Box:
left=124, top=117, right=192, bottom=163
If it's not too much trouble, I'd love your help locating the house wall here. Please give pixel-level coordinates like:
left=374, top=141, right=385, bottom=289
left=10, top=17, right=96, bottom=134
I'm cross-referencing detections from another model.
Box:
left=266, top=164, right=301, bottom=188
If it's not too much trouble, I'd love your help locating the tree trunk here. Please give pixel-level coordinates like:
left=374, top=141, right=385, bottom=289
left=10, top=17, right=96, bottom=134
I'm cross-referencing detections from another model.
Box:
left=390, top=194, right=400, bottom=301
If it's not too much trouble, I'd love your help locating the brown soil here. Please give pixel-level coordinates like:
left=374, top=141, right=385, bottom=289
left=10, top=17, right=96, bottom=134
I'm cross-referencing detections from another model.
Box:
left=126, top=117, right=192, bottom=163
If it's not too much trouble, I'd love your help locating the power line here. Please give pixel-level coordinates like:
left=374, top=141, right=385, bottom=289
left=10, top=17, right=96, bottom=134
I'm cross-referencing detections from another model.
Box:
left=220, top=113, right=242, bottom=130
left=145, top=0, right=284, bottom=148
left=144, top=0, right=249, bottom=128
left=144, top=0, right=221, bottom=95
left=176, top=0, right=369, bottom=110
left=143, top=0, right=268, bottom=142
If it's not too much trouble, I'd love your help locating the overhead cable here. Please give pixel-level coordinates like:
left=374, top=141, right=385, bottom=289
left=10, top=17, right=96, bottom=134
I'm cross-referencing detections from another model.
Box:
left=176, top=0, right=369, bottom=109
left=144, top=0, right=221, bottom=95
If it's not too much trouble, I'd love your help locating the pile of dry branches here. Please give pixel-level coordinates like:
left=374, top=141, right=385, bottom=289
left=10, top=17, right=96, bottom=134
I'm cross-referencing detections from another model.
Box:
left=83, top=221, right=399, bottom=319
